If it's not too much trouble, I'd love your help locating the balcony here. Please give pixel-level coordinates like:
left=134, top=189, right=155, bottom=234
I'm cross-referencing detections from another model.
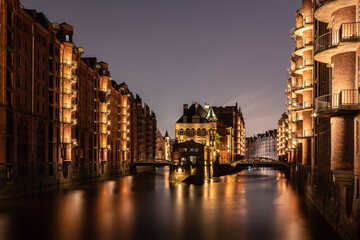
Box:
left=295, top=37, right=314, bottom=56
left=62, top=60, right=77, bottom=68
left=315, top=89, right=360, bottom=116
left=294, top=58, right=314, bottom=74
left=315, top=0, right=357, bottom=24
left=294, top=79, right=313, bottom=93
left=62, top=73, right=77, bottom=83
left=315, top=22, right=360, bottom=64
left=294, top=12, right=314, bottom=37
left=293, top=101, right=313, bottom=112
left=296, top=129, right=313, bottom=139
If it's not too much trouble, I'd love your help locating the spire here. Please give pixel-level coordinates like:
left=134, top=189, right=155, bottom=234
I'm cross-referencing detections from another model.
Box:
left=165, top=130, right=169, bottom=138
left=206, top=106, right=217, bottom=119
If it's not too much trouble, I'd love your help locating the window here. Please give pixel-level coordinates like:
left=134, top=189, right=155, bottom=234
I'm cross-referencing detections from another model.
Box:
left=179, top=129, right=184, bottom=135
left=202, top=128, right=206, bottom=136
left=66, top=35, right=70, bottom=42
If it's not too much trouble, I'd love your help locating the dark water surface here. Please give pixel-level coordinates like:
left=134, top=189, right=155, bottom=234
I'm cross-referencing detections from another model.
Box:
left=0, top=167, right=341, bottom=240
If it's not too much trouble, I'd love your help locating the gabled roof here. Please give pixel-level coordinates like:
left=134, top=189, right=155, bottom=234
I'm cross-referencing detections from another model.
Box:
left=176, top=103, right=209, bottom=123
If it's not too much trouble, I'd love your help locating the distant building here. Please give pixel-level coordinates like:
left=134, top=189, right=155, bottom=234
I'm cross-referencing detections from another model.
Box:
left=246, top=130, right=278, bottom=160
left=277, top=113, right=289, bottom=162
left=155, top=130, right=171, bottom=160
left=213, top=104, right=246, bottom=161
left=174, top=103, right=246, bottom=164
left=171, top=141, right=214, bottom=166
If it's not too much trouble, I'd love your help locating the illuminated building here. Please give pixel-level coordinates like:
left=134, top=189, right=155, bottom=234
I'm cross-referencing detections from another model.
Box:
left=155, top=130, right=166, bottom=160
left=277, top=113, right=288, bottom=162
left=175, top=103, right=246, bottom=164
left=213, top=104, right=246, bottom=161
left=130, top=94, right=156, bottom=163
left=284, top=1, right=315, bottom=165
left=0, top=0, right=157, bottom=195
left=245, top=130, right=278, bottom=160
left=278, top=0, right=360, bottom=237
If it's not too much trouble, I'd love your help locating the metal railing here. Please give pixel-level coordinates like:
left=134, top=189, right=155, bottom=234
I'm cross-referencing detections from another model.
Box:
left=293, top=101, right=313, bottom=110
left=296, top=129, right=313, bottom=138
left=315, top=22, right=360, bottom=54
left=315, top=89, right=360, bottom=112
left=294, top=80, right=313, bottom=91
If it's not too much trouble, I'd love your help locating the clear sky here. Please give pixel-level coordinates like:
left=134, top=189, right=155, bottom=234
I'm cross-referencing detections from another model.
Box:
left=22, top=0, right=301, bottom=138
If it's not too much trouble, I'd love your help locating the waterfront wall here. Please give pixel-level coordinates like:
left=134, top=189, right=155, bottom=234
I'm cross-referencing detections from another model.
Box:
left=290, top=165, right=359, bottom=240
left=0, top=162, right=130, bottom=199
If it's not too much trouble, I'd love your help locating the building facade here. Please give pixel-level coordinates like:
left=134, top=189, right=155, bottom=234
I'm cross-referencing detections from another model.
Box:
left=245, top=130, right=278, bottom=160
left=0, top=0, right=157, bottom=197
left=278, top=0, right=360, bottom=238
left=213, top=104, right=246, bottom=161
left=155, top=130, right=171, bottom=160
left=174, top=103, right=246, bottom=164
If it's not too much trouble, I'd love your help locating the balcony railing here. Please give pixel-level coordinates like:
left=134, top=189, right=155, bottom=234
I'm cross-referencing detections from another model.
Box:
left=315, top=22, right=360, bottom=54
left=294, top=79, right=313, bottom=91
left=293, top=101, right=313, bottom=111
left=295, top=14, right=314, bottom=30
left=296, top=129, right=313, bottom=138
left=315, top=89, right=360, bottom=112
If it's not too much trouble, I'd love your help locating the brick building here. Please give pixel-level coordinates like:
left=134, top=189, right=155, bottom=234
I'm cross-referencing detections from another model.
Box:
left=155, top=130, right=171, bottom=160
left=130, top=94, right=156, bottom=163
left=213, top=104, right=246, bottom=161
left=245, top=130, right=278, bottom=160
left=0, top=0, right=157, bottom=196
left=278, top=0, right=360, bottom=238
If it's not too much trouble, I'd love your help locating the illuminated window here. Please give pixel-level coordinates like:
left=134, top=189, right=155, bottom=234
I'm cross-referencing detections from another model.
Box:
left=65, top=35, right=70, bottom=42
left=179, top=129, right=184, bottom=135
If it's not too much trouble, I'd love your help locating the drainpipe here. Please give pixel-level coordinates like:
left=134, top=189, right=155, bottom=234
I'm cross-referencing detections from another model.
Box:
left=31, top=23, right=34, bottom=161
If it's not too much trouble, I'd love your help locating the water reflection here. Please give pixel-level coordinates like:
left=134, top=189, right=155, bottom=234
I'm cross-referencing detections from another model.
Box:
left=0, top=167, right=340, bottom=240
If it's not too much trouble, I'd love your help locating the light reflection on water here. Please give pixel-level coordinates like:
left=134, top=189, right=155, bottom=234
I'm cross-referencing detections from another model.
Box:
left=0, top=167, right=341, bottom=240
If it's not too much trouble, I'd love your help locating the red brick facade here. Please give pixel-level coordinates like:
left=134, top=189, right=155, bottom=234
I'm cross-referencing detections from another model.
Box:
left=0, top=0, right=157, bottom=196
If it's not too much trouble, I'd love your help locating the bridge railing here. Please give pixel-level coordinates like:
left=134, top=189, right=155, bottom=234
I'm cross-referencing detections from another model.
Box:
left=231, top=157, right=286, bottom=167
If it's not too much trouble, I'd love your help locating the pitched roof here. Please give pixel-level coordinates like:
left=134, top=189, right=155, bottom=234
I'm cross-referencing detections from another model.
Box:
left=176, top=103, right=209, bottom=123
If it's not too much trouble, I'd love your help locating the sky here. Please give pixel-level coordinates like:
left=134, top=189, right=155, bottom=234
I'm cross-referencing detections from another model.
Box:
left=22, top=0, right=301, bottom=138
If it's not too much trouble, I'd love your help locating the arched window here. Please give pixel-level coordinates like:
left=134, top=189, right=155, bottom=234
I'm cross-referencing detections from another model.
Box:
left=202, top=128, right=207, bottom=136
left=197, top=128, right=201, bottom=136
left=191, top=128, right=195, bottom=136
left=179, top=129, right=184, bottom=135
left=186, top=128, right=190, bottom=136
left=65, top=35, right=70, bottom=42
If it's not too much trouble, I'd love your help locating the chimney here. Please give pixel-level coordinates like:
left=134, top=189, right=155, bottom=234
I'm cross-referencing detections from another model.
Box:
left=183, top=104, right=188, bottom=114
left=204, top=103, right=210, bottom=112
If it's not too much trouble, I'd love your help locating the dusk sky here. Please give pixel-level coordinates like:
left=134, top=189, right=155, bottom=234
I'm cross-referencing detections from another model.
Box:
left=22, top=0, right=301, bottom=137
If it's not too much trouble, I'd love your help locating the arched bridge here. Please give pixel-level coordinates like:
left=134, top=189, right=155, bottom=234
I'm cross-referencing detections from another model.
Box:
left=231, top=157, right=288, bottom=168
left=133, top=159, right=172, bottom=167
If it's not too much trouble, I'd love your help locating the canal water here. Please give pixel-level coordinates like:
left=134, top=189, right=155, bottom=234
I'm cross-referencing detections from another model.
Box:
left=0, top=167, right=341, bottom=240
